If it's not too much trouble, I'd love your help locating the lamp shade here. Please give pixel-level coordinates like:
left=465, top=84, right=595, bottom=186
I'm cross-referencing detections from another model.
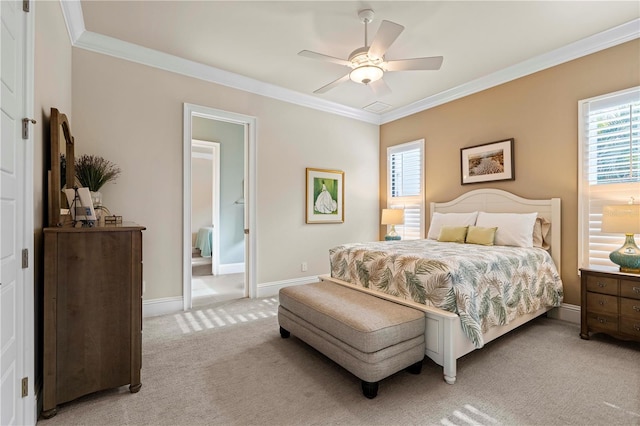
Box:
left=602, top=205, right=640, bottom=234
left=381, top=209, right=404, bottom=225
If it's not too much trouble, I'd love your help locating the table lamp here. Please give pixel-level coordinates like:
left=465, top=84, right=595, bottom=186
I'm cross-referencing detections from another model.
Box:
left=602, top=204, right=640, bottom=273
left=381, top=208, right=404, bottom=241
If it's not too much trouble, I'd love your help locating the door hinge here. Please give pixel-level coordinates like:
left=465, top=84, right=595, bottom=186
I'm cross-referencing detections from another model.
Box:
left=22, top=118, right=36, bottom=139
left=21, top=377, right=28, bottom=398
left=21, top=248, right=28, bottom=269
left=23, top=0, right=30, bottom=12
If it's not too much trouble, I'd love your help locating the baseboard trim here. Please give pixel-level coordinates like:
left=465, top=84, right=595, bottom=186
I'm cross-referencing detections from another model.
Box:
left=257, top=275, right=323, bottom=298
left=143, top=296, right=183, bottom=318
left=547, top=303, right=580, bottom=324
left=142, top=276, right=320, bottom=317
left=219, top=262, right=244, bottom=275
left=142, top=280, right=579, bottom=323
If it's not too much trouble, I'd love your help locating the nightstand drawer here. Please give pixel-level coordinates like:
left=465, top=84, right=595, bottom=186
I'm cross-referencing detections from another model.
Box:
left=586, top=292, right=618, bottom=315
left=620, top=281, right=640, bottom=300
left=621, top=298, right=640, bottom=319
left=620, top=317, right=640, bottom=339
left=586, top=312, right=618, bottom=333
left=586, top=275, right=618, bottom=295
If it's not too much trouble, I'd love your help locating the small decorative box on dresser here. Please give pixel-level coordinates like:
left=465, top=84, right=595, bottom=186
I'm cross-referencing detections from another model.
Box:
left=580, top=267, right=640, bottom=342
left=42, top=223, right=145, bottom=418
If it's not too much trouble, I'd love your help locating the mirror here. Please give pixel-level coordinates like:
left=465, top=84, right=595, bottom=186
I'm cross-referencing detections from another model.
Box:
left=49, top=107, right=75, bottom=227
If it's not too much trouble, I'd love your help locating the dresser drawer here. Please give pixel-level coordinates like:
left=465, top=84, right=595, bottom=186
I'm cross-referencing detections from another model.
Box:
left=586, top=312, right=618, bottom=333
left=620, top=317, right=640, bottom=339
left=586, top=275, right=618, bottom=295
left=586, top=292, right=618, bottom=315
left=620, top=297, right=640, bottom=319
left=620, top=280, right=640, bottom=300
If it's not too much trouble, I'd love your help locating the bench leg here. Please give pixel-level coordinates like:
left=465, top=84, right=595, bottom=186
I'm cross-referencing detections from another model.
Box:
left=405, top=359, right=423, bottom=375
left=279, top=326, right=290, bottom=338
left=361, top=380, right=379, bottom=399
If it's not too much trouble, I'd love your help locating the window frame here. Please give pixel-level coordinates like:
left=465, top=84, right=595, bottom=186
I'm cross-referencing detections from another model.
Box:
left=578, top=86, right=640, bottom=270
left=386, top=139, right=425, bottom=240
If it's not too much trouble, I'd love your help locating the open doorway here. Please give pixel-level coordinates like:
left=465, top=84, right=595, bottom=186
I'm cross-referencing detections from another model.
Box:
left=190, top=139, right=244, bottom=306
left=183, top=104, right=257, bottom=311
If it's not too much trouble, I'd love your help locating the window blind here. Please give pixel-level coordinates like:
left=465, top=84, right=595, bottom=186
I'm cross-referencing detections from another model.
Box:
left=578, top=87, right=640, bottom=268
left=387, top=140, right=424, bottom=240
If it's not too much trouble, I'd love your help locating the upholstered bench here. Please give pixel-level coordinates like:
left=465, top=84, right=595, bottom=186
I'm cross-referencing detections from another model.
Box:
left=278, top=281, right=426, bottom=398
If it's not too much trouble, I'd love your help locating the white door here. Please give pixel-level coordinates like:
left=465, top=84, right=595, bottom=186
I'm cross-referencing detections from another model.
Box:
left=1, top=1, right=34, bottom=425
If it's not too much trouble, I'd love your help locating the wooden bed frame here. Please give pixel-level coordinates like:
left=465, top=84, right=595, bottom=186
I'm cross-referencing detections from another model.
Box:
left=320, top=188, right=561, bottom=385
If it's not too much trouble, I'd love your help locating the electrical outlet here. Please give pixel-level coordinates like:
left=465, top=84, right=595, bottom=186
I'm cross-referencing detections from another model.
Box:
left=301, top=262, right=308, bottom=272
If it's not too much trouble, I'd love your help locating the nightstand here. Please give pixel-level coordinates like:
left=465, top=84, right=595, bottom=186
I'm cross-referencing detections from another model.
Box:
left=580, top=267, right=640, bottom=342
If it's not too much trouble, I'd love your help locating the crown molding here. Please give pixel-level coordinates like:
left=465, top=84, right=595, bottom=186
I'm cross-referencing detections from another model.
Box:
left=74, top=31, right=380, bottom=125
left=61, top=1, right=380, bottom=125
left=380, top=18, right=640, bottom=124
left=59, top=0, right=85, bottom=44
left=60, top=2, right=638, bottom=126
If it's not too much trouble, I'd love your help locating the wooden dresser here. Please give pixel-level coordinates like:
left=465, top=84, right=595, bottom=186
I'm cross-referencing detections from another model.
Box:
left=42, top=223, right=145, bottom=418
left=580, top=267, right=640, bottom=342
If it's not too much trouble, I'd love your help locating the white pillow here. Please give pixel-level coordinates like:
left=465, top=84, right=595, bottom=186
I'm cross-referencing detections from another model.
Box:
left=427, top=211, right=478, bottom=240
left=475, top=212, right=538, bottom=247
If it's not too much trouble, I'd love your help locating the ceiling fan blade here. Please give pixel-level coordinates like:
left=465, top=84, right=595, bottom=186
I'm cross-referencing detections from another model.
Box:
left=298, top=50, right=351, bottom=67
left=385, top=56, right=444, bottom=72
left=369, top=78, right=392, bottom=97
left=314, top=73, right=351, bottom=94
left=368, top=20, right=404, bottom=59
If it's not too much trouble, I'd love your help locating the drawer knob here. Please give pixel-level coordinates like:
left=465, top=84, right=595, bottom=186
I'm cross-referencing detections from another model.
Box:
left=597, top=282, right=607, bottom=288
left=633, top=286, right=640, bottom=294
left=635, top=324, right=640, bottom=332
left=598, top=317, right=607, bottom=324
left=634, top=306, right=640, bottom=312
left=598, top=300, right=606, bottom=306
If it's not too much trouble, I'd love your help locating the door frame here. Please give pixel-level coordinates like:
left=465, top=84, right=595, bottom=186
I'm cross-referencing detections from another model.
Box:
left=0, top=0, right=36, bottom=424
left=183, top=104, right=257, bottom=310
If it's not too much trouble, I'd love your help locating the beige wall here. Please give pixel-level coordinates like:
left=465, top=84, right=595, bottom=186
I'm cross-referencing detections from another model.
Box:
left=191, top=156, right=213, bottom=239
left=380, top=40, right=640, bottom=306
left=34, top=1, right=73, bottom=230
left=34, top=0, right=73, bottom=387
left=71, top=48, right=379, bottom=300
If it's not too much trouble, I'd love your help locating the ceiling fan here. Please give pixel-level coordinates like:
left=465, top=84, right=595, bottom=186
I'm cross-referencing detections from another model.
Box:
left=299, top=9, right=443, bottom=96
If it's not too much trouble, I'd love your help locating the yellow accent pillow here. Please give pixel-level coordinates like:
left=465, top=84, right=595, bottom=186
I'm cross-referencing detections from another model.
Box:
left=437, top=226, right=468, bottom=243
left=466, top=226, right=497, bottom=246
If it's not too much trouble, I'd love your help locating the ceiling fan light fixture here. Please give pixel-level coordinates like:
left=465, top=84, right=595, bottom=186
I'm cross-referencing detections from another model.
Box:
left=349, top=65, right=384, bottom=85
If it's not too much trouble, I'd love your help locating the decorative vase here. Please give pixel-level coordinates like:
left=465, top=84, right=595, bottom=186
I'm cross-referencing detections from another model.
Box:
left=90, top=191, right=102, bottom=219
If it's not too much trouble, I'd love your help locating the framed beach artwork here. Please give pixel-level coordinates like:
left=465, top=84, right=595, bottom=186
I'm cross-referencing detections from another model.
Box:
left=306, top=168, right=344, bottom=223
left=461, top=138, right=515, bottom=185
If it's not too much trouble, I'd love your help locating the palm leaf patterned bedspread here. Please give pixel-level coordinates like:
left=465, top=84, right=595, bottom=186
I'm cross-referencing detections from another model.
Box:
left=329, top=239, right=563, bottom=348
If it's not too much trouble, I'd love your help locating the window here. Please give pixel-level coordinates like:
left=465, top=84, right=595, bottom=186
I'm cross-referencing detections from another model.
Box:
left=387, top=139, right=425, bottom=240
left=578, top=86, right=640, bottom=268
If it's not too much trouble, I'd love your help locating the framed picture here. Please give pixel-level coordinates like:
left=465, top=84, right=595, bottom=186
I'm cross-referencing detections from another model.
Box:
left=461, top=138, right=514, bottom=185
left=63, top=187, right=97, bottom=222
left=306, top=168, right=344, bottom=223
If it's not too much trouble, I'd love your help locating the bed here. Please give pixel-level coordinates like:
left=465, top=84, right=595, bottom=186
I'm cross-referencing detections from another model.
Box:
left=320, top=189, right=563, bottom=384
left=195, top=226, right=213, bottom=257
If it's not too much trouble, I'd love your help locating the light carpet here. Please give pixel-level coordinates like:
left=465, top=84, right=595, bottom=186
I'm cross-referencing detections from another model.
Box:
left=39, top=296, right=640, bottom=426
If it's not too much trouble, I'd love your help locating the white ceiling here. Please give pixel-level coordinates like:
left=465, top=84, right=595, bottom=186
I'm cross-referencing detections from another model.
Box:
left=75, top=1, right=640, bottom=123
